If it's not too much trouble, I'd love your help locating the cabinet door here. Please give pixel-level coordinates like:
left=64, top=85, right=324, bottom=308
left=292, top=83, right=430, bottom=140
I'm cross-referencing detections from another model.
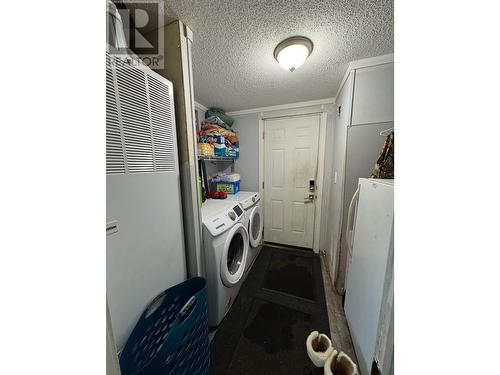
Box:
left=351, top=63, right=394, bottom=125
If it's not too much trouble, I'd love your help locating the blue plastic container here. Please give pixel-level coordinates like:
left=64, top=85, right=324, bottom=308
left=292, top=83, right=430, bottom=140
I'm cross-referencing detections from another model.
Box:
left=212, top=180, right=240, bottom=194
left=119, top=277, right=209, bottom=375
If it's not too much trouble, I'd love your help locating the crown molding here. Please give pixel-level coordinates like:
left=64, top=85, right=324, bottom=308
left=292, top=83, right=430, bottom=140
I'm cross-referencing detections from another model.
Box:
left=194, top=101, right=208, bottom=112
left=226, top=97, right=336, bottom=116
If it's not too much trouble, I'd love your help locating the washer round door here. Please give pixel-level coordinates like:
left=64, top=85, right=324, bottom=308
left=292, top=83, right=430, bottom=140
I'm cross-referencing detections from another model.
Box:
left=220, top=223, right=249, bottom=287
left=248, top=205, right=263, bottom=248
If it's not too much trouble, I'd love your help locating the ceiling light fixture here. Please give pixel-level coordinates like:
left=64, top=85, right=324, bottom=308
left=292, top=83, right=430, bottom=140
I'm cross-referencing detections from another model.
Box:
left=274, top=36, right=314, bottom=72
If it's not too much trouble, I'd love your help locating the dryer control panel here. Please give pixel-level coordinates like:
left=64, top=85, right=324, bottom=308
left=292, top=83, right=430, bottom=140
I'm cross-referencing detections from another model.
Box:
left=203, top=203, right=245, bottom=237
left=240, top=192, right=260, bottom=210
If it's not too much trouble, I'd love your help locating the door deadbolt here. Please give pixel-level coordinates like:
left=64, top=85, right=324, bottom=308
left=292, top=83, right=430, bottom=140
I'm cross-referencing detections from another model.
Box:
left=309, top=179, right=315, bottom=192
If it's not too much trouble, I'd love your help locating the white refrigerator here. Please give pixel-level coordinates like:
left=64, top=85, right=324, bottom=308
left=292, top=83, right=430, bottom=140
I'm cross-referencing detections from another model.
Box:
left=344, top=178, right=394, bottom=375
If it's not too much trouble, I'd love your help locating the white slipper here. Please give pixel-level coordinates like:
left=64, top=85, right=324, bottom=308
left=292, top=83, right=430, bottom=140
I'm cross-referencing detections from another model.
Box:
left=324, top=350, right=359, bottom=375
left=306, top=331, right=334, bottom=368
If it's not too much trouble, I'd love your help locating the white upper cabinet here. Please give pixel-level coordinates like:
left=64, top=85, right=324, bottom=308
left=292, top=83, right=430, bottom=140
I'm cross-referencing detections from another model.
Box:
left=351, top=63, right=394, bottom=126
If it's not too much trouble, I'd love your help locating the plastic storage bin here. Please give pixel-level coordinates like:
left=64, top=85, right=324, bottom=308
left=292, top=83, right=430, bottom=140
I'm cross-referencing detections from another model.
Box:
left=213, top=180, right=240, bottom=194
left=119, top=277, right=209, bottom=375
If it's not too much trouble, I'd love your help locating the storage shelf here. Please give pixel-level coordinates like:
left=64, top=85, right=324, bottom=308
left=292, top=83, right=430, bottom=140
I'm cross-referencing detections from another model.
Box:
left=198, top=155, right=235, bottom=162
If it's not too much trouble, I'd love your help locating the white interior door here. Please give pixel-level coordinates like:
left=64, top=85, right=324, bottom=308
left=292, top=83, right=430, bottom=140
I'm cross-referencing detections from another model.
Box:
left=263, top=114, right=320, bottom=248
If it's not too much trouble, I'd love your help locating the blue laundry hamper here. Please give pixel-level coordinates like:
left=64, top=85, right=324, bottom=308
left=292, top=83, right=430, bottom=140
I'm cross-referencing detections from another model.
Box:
left=119, top=277, right=210, bottom=375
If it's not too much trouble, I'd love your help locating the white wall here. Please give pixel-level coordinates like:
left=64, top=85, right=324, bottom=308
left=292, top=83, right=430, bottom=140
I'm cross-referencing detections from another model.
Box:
left=232, top=113, right=261, bottom=191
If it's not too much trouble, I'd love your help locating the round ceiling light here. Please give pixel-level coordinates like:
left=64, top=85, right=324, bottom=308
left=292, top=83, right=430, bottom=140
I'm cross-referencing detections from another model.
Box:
left=273, top=36, right=314, bottom=72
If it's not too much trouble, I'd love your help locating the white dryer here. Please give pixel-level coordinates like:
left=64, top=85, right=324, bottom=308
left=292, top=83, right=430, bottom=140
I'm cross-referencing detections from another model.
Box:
left=224, top=192, right=263, bottom=274
left=201, top=199, right=249, bottom=326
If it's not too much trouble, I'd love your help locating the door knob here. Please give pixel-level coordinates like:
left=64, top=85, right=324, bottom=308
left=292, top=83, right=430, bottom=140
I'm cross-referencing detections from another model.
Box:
left=304, top=194, right=314, bottom=203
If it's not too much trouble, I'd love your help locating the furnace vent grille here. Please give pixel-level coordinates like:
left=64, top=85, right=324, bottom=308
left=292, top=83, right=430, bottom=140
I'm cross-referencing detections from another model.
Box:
left=147, top=75, right=176, bottom=172
left=106, top=53, right=177, bottom=175
left=115, top=57, right=154, bottom=174
left=106, top=55, right=125, bottom=174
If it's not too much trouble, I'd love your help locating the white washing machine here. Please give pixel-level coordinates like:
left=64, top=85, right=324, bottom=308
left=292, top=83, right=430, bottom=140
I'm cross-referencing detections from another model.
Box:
left=224, top=192, right=263, bottom=274
left=201, top=199, right=249, bottom=326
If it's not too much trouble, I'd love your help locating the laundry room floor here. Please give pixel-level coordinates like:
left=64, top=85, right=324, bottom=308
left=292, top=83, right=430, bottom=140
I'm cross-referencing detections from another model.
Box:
left=209, top=244, right=356, bottom=374
left=319, top=252, right=357, bottom=362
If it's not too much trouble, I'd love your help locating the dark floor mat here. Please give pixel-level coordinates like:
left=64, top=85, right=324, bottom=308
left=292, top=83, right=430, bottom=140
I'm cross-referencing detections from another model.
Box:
left=262, top=251, right=314, bottom=300
left=226, top=299, right=312, bottom=375
left=210, top=245, right=330, bottom=375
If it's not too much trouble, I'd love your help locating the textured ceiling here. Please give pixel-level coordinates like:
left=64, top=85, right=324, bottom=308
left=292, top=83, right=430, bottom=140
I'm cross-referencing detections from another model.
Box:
left=160, top=0, right=393, bottom=111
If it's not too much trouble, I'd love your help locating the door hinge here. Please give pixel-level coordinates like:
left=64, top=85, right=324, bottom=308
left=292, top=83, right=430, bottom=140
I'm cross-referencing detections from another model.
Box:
left=262, top=131, right=265, bottom=140
left=262, top=181, right=264, bottom=189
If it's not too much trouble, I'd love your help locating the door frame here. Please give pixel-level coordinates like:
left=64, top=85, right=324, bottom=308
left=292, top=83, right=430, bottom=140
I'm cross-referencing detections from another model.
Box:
left=258, top=107, right=328, bottom=253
